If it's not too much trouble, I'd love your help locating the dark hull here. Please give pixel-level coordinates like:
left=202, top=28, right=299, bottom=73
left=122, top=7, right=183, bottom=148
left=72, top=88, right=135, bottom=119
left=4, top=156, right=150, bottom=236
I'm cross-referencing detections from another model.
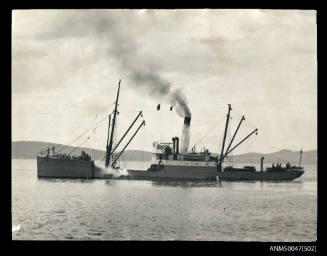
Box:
left=37, top=156, right=95, bottom=178
left=217, top=169, right=304, bottom=181
left=125, top=165, right=304, bottom=181
left=125, top=165, right=218, bottom=181
left=37, top=156, right=304, bottom=182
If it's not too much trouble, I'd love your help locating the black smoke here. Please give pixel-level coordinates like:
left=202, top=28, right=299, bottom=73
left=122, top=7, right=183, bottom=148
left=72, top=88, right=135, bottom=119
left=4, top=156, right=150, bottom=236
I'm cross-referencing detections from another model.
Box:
left=169, top=89, right=191, bottom=118
left=129, top=71, right=191, bottom=117
left=38, top=10, right=192, bottom=117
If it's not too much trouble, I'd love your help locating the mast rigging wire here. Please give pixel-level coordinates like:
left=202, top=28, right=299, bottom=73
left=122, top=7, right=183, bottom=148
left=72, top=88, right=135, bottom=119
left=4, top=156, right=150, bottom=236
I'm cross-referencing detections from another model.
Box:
left=67, top=136, right=92, bottom=155
left=55, top=113, right=111, bottom=154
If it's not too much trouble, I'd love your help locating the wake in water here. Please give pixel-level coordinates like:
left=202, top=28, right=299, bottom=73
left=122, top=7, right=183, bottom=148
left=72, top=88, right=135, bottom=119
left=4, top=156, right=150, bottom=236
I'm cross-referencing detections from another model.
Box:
left=95, top=162, right=129, bottom=178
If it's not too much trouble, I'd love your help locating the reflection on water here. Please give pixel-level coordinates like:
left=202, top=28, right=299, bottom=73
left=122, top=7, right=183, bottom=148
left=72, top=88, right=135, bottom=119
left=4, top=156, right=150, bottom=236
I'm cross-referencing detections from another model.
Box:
left=12, top=159, right=317, bottom=241
left=151, top=180, right=222, bottom=188
left=38, top=177, right=95, bottom=183
left=105, top=179, right=113, bottom=185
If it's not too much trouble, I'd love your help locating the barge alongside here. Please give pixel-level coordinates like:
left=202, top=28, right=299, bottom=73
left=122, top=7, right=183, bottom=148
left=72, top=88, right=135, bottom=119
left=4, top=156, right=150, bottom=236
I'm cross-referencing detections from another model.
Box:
left=37, top=150, right=97, bottom=178
left=37, top=80, right=144, bottom=179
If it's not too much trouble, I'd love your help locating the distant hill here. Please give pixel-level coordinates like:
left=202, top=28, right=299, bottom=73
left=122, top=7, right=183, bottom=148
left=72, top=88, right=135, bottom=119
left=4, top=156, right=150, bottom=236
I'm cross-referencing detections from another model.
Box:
left=11, top=141, right=316, bottom=165
left=11, top=141, right=152, bottom=161
left=232, top=149, right=317, bottom=165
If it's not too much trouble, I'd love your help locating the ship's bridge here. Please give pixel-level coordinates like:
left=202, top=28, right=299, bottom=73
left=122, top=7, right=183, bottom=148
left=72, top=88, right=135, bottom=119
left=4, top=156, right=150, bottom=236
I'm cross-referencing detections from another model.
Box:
left=152, top=142, right=173, bottom=160
left=151, top=141, right=216, bottom=166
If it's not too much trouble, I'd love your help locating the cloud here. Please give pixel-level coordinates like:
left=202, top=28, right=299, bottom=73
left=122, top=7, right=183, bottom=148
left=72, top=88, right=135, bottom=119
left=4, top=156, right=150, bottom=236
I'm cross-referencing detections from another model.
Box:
left=13, top=50, right=48, bottom=60
left=29, top=10, right=194, bottom=117
left=12, top=10, right=317, bottom=152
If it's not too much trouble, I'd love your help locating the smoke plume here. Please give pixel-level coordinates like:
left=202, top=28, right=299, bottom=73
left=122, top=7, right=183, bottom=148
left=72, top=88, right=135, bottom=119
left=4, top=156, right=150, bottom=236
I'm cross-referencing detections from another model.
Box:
left=129, top=71, right=192, bottom=117
left=38, top=11, right=192, bottom=117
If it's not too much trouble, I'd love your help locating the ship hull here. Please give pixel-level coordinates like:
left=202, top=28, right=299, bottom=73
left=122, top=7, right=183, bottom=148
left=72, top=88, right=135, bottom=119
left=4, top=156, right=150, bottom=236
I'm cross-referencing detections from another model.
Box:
left=124, top=165, right=218, bottom=181
left=37, top=156, right=95, bottom=178
left=217, top=169, right=304, bottom=181
left=37, top=155, right=304, bottom=181
left=120, top=166, right=304, bottom=181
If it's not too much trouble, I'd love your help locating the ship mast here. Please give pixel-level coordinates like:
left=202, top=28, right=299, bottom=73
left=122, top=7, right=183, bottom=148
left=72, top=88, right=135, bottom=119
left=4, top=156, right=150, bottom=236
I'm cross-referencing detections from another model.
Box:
left=110, top=111, right=143, bottom=156
left=111, top=120, right=146, bottom=167
left=105, top=114, right=112, bottom=167
left=223, top=115, right=245, bottom=160
left=224, top=128, right=258, bottom=156
left=298, top=148, right=303, bottom=167
left=105, top=80, right=121, bottom=168
left=217, top=104, right=232, bottom=171
left=217, top=104, right=258, bottom=172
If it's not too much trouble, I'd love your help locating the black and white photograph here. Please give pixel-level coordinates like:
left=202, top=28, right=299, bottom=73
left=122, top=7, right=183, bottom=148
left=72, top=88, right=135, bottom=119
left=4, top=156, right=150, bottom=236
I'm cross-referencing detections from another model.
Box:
left=12, top=9, right=317, bottom=243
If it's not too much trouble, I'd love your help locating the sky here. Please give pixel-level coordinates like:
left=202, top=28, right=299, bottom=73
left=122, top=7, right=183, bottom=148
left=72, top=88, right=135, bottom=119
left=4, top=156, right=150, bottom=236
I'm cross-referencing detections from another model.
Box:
left=12, top=9, right=317, bottom=154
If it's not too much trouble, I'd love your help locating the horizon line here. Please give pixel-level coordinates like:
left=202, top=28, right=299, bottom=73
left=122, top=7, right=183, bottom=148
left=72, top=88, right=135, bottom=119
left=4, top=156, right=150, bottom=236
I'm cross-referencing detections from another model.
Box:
left=12, top=140, right=317, bottom=155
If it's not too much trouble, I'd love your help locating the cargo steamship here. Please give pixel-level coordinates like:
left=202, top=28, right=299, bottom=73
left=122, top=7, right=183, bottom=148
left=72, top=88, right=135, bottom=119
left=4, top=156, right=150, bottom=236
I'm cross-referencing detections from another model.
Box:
left=37, top=82, right=304, bottom=181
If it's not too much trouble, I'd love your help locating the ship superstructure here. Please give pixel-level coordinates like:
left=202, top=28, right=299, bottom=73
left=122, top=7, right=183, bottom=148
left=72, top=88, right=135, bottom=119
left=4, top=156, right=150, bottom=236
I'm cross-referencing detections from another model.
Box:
left=126, top=116, right=219, bottom=180
left=126, top=104, right=304, bottom=181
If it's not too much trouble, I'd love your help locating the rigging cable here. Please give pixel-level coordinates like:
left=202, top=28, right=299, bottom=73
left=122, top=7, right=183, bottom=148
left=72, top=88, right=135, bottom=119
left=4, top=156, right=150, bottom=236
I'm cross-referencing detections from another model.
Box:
left=57, top=112, right=112, bottom=154
left=65, top=117, right=109, bottom=157
left=67, top=136, right=92, bottom=155
left=38, top=114, right=98, bottom=155
left=191, top=119, right=224, bottom=149
left=55, top=114, right=99, bottom=154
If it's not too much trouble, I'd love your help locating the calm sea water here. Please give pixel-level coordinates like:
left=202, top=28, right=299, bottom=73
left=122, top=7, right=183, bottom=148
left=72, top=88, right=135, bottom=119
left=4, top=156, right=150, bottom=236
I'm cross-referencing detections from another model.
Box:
left=12, top=159, right=317, bottom=241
